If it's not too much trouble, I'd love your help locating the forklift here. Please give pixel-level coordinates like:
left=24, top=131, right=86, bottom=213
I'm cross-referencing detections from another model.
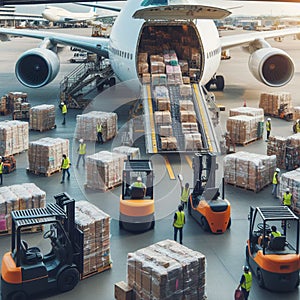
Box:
left=119, top=159, right=154, bottom=232
left=2, top=155, right=16, bottom=174
left=1, top=193, right=84, bottom=300
left=246, top=206, right=300, bottom=292
left=188, top=152, right=231, bottom=233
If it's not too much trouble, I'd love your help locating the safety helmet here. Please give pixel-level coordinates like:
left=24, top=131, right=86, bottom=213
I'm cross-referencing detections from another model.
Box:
left=137, top=176, right=142, bottom=182
left=286, top=188, right=290, bottom=193
left=267, top=118, right=271, bottom=121
left=0, top=156, right=2, bottom=160
left=61, top=102, right=64, bottom=106
left=243, top=266, right=249, bottom=272
left=276, top=168, right=280, bottom=172
left=79, top=139, right=83, bottom=143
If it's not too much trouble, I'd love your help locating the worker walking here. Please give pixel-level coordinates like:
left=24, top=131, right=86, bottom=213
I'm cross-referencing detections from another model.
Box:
left=61, top=154, right=71, bottom=184
left=237, top=266, right=252, bottom=300
left=0, top=156, right=3, bottom=185
left=265, top=117, right=271, bottom=141
left=61, top=102, right=67, bottom=125
left=272, top=168, right=280, bottom=198
left=96, top=122, right=103, bottom=144
left=173, top=204, right=185, bottom=244
left=76, top=139, right=86, bottom=168
left=180, top=182, right=190, bottom=209
left=282, top=188, right=294, bottom=210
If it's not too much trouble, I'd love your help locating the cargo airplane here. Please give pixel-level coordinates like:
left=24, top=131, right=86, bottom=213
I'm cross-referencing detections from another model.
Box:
left=0, top=0, right=300, bottom=91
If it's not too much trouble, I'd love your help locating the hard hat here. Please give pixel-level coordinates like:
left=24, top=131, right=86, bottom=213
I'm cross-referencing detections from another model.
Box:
left=286, top=188, right=290, bottom=192
left=61, top=102, right=64, bottom=105
left=137, top=176, right=142, bottom=182
left=267, top=118, right=271, bottom=121
left=243, top=266, right=249, bottom=272
left=0, top=156, right=2, bottom=160
left=276, top=168, right=280, bottom=172
left=79, top=139, right=83, bottom=143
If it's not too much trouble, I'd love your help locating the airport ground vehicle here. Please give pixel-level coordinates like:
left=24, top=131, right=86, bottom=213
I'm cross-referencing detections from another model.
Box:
left=188, top=152, right=231, bottom=233
left=2, top=155, right=16, bottom=173
left=1, top=193, right=84, bottom=300
left=69, top=51, right=88, bottom=63
left=246, top=206, right=300, bottom=292
left=119, top=159, right=154, bottom=232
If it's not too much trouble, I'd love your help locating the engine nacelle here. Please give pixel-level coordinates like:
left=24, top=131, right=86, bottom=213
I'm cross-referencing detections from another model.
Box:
left=248, top=48, right=294, bottom=87
left=15, top=48, right=60, bottom=88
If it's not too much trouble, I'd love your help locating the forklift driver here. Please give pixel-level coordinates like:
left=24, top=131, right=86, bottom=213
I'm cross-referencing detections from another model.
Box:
left=129, top=176, right=146, bottom=198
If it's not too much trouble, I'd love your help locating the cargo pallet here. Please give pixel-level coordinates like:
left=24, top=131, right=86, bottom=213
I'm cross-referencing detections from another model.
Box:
left=26, top=168, right=61, bottom=177
left=81, top=263, right=112, bottom=280
left=235, top=137, right=262, bottom=146
left=29, top=124, right=57, bottom=132
left=0, top=224, right=43, bottom=236
left=264, top=112, right=293, bottom=122
left=225, top=182, right=271, bottom=193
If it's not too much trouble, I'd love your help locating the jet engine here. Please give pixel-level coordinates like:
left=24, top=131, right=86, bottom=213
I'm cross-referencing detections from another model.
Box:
left=248, top=48, right=294, bottom=87
left=15, top=48, right=60, bottom=88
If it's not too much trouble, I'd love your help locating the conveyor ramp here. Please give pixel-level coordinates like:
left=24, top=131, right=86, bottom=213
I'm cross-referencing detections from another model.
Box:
left=142, top=83, right=220, bottom=154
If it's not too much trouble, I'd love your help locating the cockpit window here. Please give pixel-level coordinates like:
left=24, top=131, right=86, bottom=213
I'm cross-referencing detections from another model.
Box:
left=141, top=0, right=168, bottom=7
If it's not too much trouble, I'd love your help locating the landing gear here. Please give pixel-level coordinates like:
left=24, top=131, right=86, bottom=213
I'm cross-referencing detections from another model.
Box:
left=205, top=75, right=225, bottom=91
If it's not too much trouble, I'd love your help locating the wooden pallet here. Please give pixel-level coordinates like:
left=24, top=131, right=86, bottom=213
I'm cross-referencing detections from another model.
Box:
left=26, top=168, right=61, bottom=177
left=235, top=137, right=262, bottom=147
left=84, top=181, right=122, bottom=192
left=0, top=225, right=43, bottom=236
left=30, top=124, right=57, bottom=132
left=225, top=182, right=271, bottom=193
left=81, top=263, right=112, bottom=280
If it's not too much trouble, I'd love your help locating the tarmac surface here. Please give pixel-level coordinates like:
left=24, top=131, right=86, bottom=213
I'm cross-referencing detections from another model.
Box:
left=0, top=27, right=300, bottom=300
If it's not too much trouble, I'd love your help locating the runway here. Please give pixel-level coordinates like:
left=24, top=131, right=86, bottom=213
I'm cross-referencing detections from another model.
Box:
left=0, top=27, right=299, bottom=300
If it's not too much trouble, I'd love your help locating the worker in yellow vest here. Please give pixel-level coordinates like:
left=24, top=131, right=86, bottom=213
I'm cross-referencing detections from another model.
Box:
left=237, top=266, right=252, bottom=300
left=271, top=168, right=280, bottom=198
left=282, top=188, right=293, bottom=210
left=266, top=117, right=271, bottom=141
left=61, top=102, right=67, bottom=125
left=180, top=182, right=190, bottom=209
left=76, top=139, right=86, bottom=168
left=173, top=204, right=185, bottom=244
left=96, top=122, right=103, bottom=144
left=60, top=154, right=71, bottom=184
left=0, top=156, right=3, bottom=185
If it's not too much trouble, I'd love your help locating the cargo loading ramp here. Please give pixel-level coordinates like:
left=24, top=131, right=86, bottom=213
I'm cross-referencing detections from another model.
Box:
left=142, top=83, right=220, bottom=154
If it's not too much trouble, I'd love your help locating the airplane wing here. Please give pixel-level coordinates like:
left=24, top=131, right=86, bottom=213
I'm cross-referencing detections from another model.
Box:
left=220, top=27, right=300, bottom=50
left=76, top=2, right=124, bottom=13
left=0, top=28, right=109, bottom=57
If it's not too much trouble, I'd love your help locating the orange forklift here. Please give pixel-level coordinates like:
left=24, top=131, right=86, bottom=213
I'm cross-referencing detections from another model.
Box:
left=246, top=206, right=300, bottom=292
left=188, top=152, right=231, bottom=233
left=2, top=156, right=16, bottom=174
left=1, top=193, right=85, bottom=300
left=119, top=159, right=155, bottom=232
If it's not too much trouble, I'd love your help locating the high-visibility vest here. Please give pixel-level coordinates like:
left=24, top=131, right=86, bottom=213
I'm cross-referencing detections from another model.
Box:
left=241, top=272, right=252, bottom=292
left=62, top=104, right=67, bottom=114
left=79, top=143, right=86, bottom=154
left=62, top=157, right=70, bottom=169
left=0, top=162, right=3, bottom=174
left=296, top=123, right=300, bottom=133
left=283, top=192, right=292, bottom=206
left=271, top=231, right=281, bottom=238
left=132, top=182, right=144, bottom=188
left=266, top=121, right=271, bottom=132
left=272, top=171, right=278, bottom=184
left=181, top=187, right=190, bottom=203
left=174, top=211, right=185, bottom=228
left=97, top=124, right=102, bottom=133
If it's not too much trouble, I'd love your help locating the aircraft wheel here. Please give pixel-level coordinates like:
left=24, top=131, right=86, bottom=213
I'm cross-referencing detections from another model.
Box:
left=9, top=291, right=27, bottom=300
left=109, top=77, right=116, bottom=86
left=205, top=82, right=211, bottom=91
left=257, top=269, right=265, bottom=288
left=216, top=75, right=224, bottom=91
left=57, top=267, right=80, bottom=292
left=227, top=218, right=231, bottom=229
left=201, top=216, right=210, bottom=232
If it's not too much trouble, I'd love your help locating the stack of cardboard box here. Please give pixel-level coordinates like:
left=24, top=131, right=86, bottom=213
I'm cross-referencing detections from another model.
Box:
left=29, top=104, right=55, bottom=131
left=259, top=92, right=292, bottom=116
left=113, top=146, right=141, bottom=160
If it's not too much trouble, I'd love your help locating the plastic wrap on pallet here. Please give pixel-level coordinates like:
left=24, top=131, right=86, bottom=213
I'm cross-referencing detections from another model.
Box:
left=0, top=120, right=28, bottom=156
left=29, top=104, right=55, bottom=131
left=28, top=137, right=69, bottom=175
left=75, top=201, right=111, bottom=277
left=154, top=86, right=169, bottom=99
left=224, top=151, right=276, bottom=192
left=85, top=151, right=127, bottom=190
left=126, top=239, right=206, bottom=300
left=75, top=111, right=118, bottom=142
left=259, top=92, right=292, bottom=116
left=184, top=133, right=203, bottom=151
left=113, top=146, right=141, bottom=160
left=229, top=106, right=264, bottom=120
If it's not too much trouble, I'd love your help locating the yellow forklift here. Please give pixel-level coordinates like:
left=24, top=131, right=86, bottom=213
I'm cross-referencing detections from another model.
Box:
left=119, top=159, right=154, bottom=232
left=1, top=193, right=84, bottom=300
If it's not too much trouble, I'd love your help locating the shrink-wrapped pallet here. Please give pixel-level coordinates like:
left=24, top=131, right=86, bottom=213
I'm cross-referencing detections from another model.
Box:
left=152, top=74, right=167, bottom=86
left=160, top=137, right=177, bottom=150
left=75, top=111, right=117, bottom=142
left=267, top=136, right=287, bottom=169
left=224, top=151, right=276, bottom=192
left=229, top=106, right=264, bottom=121
left=280, top=169, right=300, bottom=212
left=154, top=85, right=169, bottom=99
left=180, top=110, right=196, bottom=123
left=75, top=201, right=111, bottom=277
left=29, top=104, right=55, bottom=131
left=28, top=137, right=69, bottom=175
left=293, top=107, right=300, bottom=120
left=184, top=133, right=203, bottom=151
left=127, top=239, right=206, bottom=300
left=0, top=120, right=29, bottom=156
left=179, top=84, right=192, bottom=97
left=259, top=92, right=292, bottom=116
left=85, top=151, right=126, bottom=190
left=181, top=122, right=198, bottom=134
left=113, top=146, right=141, bottom=159
left=154, top=111, right=172, bottom=125
left=0, top=183, right=45, bottom=234
left=159, top=125, right=173, bottom=137
left=226, top=115, right=259, bottom=145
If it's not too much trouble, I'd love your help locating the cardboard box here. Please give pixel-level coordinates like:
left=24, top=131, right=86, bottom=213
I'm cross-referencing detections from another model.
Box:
left=115, top=281, right=133, bottom=300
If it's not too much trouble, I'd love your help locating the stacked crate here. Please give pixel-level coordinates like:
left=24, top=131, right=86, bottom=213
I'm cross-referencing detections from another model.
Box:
left=75, top=111, right=118, bottom=142
left=150, top=54, right=165, bottom=74
left=259, top=92, right=292, bottom=116
left=280, top=169, right=300, bottom=214
left=224, top=151, right=276, bottom=192
left=126, top=239, right=206, bottom=300
left=29, top=104, right=56, bottom=131
left=226, top=115, right=260, bottom=145
left=85, top=151, right=127, bottom=190
left=0, top=183, right=46, bottom=233
left=113, top=146, right=141, bottom=160
left=75, top=201, right=111, bottom=278
left=138, top=52, right=149, bottom=75
left=28, top=137, right=69, bottom=175
left=0, top=120, right=29, bottom=156
left=293, top=107, right=300, bottom=120
left=0, top=95, right=8, bottom=115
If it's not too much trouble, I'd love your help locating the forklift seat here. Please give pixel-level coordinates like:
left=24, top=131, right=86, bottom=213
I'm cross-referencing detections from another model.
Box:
left=21, top=240, right=43, bottom=264
left=131, top=187, right=145, bottom=199
left=269, top=236, right=286, bottom=250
